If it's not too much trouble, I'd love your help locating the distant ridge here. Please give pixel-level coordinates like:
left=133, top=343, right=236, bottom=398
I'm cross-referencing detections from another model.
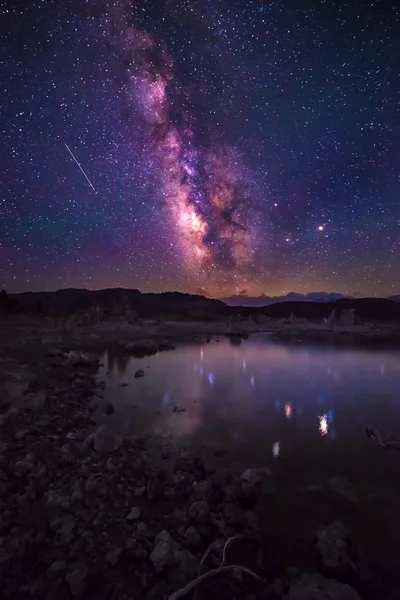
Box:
left=220, top=291, right=400, bottom=307
left=7, top=287, right=400, bottom=322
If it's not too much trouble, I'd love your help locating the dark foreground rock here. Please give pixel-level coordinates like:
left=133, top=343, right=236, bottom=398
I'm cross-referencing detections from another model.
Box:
left=284, top=572, right=361, bottom=600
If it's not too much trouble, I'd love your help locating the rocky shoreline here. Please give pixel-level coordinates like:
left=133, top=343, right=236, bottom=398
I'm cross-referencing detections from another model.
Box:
left=0, top=324, right=393, bottom=599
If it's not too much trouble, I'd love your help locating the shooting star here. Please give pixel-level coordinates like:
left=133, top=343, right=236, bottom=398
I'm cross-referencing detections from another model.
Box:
left=64, top=143, right=96, bottom=192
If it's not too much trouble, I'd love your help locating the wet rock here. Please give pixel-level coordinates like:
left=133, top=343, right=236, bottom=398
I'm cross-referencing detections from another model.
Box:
left=65, top=563, right=89, bottom=596
left=235, top=466, right=273, bottom=502
left=104, top=403, right=114, bottom=415
left=65, top=351, right=95, bottom=368
left=149, top=530, right=175, bottom=573
left=46, top=560, right=67, bottom=579
left=241, top=467, right=272, bottom=483
left=316, top=521, right=356, bottom=580
left=329, top=478, right=359, bottom=504
left=285, top=572, right=361, bottom=600
left=126, top=506, right=141, bottom=521
left=188, top=500, right=209, bottom=524
left=135, top=369, right=145, bottom=378
left=134, top=486, right=146, bottom=497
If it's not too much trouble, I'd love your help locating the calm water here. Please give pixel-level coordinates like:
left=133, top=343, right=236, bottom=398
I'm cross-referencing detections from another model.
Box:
left=97, top=334, right=400, bottom=578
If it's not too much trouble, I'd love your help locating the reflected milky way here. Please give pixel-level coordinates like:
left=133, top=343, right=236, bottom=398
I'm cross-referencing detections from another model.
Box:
left=98, top=336, right=400, bottom=464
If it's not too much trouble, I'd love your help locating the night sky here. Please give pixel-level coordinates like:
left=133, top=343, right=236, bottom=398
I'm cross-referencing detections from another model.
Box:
left=2, top=0, right=399, bottom=298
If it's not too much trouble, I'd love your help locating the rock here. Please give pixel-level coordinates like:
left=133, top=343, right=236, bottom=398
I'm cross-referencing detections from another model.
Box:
left=135, top=369, right=145, bottom=378
left=14, top=453, right=35, bottom=477
left=3, top=407, right=20, bottom=423
left=91, top=425, right=106, bottom=452
left=71, top=479, right=84, bottom=503
left=104, top=403, right=114, bottom=415
left=106, top=547, right=123, bottom=566
left=46, top=560, right=67, bottom=579
left=329, top=478, right=359, bottom=504
left=147, top=583, right=168, bottom=600
left=50, top=514, right=76, bottom=545
left=146, top=479, right=160, bottom=500
left=316, top=521, right=356, bottom=580
left=65, top=563, right=89, bottom=596
left=285, top=572, right=361, bottom=600
left=188, top=500, right=209, bottom=524
left=134, top=486, right=146, bottom=497
left=183, top=526, right=201, bottom=548
left=15, top=430, right=28, bottom=441
left=149, top=530, right=175, bottom=573
left=223, top=503, right=242, bottom=524
left=235, top=466, right=273, bottom=502
left=126, top=506, right=141, bottom=521
left=85, top=474, right=103, bottom=494
left=241, top=467, right=272, bottom=483
left=24, top=390, right=46, bottom=409
left=45, top=491, right=70, bottom=509
left=64, top=351, right=94, bottom=368
left=244, top=510, right=259, bottom=531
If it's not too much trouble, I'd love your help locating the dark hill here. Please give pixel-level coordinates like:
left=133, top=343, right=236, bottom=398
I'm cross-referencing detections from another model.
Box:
left=9, top=288, right=227, bottom=318
left=260, top=297, right=400, bottom=322
left=7, top=289, right=400, bottom=322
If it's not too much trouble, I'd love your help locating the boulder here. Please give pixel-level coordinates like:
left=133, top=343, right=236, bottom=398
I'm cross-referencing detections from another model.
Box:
left=285, top=572, right=361, bottom=600
left=316, top=521, right=356, bottom=580
left=188, top=500, right=209, bottom=524
left=149, top=530, right=175, bottom=573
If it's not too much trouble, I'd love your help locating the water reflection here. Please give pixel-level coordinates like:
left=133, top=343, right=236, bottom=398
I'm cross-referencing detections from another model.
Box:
left=284, top=402, right=292, bottom=419
left=318, top=414, right=329, bottom=436
left=272, top=441, right=280, bottom=458
left=98, top=335, right=400, bottom=469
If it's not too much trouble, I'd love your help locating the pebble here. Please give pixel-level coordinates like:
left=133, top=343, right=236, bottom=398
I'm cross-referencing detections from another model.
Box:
left=126, top=506, right=141, bottom=520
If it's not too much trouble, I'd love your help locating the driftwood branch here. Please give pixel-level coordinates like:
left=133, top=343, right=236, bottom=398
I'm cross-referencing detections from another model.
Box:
left=168, top=535, right=267, bottom=600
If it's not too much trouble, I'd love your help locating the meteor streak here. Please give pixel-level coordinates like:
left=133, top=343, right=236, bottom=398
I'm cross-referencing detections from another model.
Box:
left=64, top=143, right=96, bottom=192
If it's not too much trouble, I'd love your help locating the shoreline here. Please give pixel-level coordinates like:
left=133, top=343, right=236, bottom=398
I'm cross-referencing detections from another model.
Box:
left=0, top=317, right=399, bottom=598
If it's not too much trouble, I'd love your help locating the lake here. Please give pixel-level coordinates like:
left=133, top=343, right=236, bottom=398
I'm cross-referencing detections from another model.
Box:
left=97, top=334, right=400, bottom=585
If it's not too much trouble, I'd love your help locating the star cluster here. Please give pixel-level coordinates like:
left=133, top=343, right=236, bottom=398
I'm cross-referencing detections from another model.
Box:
left=1, top=0, right=399, bottom=297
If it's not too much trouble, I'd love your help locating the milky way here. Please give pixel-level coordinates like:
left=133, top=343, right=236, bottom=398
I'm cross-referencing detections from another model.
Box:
left=107, top=1, right=266, bottom=294
left=1, top=0, right=399, bottom=298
